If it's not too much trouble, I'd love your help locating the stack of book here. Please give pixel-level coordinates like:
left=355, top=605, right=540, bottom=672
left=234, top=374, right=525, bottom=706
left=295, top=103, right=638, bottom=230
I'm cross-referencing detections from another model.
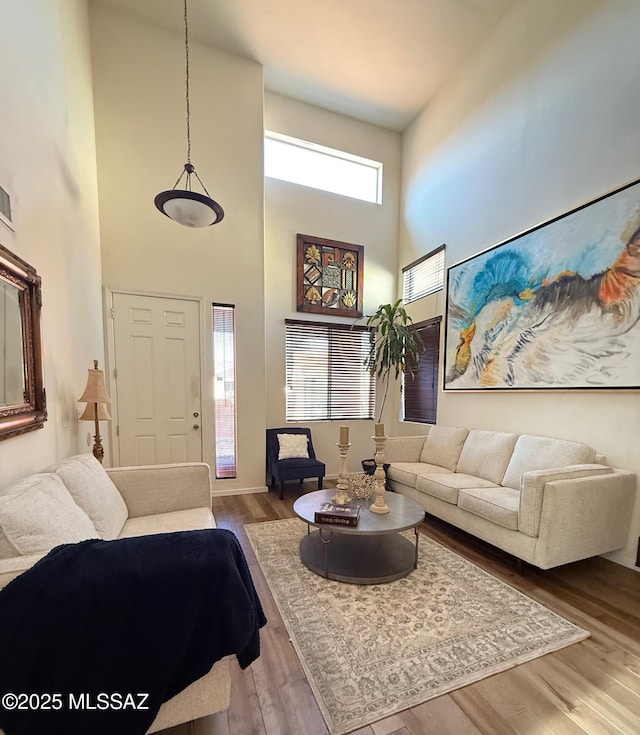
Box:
left=314, top=502, right=360, bottom=527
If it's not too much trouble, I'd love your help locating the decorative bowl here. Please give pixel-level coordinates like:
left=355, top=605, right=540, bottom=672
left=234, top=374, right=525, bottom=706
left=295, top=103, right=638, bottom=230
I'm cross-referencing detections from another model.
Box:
left=347, top=472, right=377, bottom=499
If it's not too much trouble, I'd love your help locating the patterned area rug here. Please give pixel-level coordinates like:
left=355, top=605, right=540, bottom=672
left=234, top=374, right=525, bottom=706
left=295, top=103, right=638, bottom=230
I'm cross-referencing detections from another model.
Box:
left=245, top=518, right=589, bottom=735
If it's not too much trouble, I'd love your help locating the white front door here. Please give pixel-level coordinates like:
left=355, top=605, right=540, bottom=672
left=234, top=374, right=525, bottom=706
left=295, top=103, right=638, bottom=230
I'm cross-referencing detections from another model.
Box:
left=111, top=293, right=202, bottom=466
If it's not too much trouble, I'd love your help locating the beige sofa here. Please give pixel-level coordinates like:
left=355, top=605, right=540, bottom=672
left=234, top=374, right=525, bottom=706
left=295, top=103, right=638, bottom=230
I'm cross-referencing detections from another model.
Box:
left=0, top=454, right=230, bottom=734
left=384, top=427, right=637, bottom=569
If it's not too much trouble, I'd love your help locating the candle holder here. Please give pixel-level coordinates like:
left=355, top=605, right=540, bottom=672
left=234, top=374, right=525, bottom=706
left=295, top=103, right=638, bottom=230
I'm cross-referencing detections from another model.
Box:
left=332, top=441, right=352, bottom=505
left=370, top=429, right=389, bottom=514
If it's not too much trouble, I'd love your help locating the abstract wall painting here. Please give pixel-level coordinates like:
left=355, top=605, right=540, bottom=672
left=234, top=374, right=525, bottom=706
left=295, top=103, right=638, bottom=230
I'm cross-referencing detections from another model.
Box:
left=444, top=178, right=640, bottom=390
left=296, top=234, right=364, bottom=318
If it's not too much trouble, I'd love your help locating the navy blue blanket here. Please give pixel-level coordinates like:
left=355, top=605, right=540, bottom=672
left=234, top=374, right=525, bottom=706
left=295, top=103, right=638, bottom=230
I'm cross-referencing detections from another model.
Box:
left=0, top=529, right=266, bottom=735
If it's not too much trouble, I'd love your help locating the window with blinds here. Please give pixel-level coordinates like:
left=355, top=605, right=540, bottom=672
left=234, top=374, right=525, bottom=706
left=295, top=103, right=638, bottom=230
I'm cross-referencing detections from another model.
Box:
left=212, top=303, right=237, bottom=479
left=403, top=317, right=441, bottom=424
left=402, top=245, right=445, bottom=304
left=285, top=319, right=375, bottom=421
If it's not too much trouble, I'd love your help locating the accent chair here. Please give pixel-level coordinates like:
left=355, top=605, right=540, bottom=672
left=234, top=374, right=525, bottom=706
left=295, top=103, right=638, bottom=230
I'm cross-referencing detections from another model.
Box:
left=266, top=427, right=325, bottom=500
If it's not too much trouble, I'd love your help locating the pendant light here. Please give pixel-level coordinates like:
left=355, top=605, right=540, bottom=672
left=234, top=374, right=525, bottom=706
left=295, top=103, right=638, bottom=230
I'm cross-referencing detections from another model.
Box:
left=154, top=0, right=224, bottom=227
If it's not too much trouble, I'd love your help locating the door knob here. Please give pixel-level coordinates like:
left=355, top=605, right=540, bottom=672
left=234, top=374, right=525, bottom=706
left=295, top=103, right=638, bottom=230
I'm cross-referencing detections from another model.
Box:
left=193, top=424, right=200, bottom=430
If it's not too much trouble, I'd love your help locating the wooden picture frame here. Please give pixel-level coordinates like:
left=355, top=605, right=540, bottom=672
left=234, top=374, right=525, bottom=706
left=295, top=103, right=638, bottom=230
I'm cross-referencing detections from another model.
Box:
left=0, top=242, right=47, bottom=439
left=443, top=177, right=640, bottom=390
left=296, top=234, right=364, bottom=318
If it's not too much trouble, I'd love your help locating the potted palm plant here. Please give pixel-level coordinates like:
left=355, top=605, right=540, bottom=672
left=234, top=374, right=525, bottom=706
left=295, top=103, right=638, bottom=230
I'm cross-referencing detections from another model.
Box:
left=365, top=299, right=422, bottom=424
left=360, top=300, right=423, bottom=504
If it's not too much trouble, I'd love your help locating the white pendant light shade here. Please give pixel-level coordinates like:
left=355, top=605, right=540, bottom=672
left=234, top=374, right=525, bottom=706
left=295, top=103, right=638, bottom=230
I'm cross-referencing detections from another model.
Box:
left=155, top=188, right=224, bottom=227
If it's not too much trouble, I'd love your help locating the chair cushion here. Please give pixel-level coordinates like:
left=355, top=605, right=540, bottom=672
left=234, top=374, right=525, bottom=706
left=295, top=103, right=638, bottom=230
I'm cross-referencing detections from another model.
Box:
left=54, top=454, right=129, bottom=540
left=275, top=457, right=325, bottom=481
left=501, top=435, right=596, bottom=490
left=277, top=433, right=309, bottom=459
left=416, top=473, right=499, bottom=505
left=0, top=473, right=98, bottom=558
left=456, top=430, right=518, bottom=485
left=419, top=426, right=469, bottom=471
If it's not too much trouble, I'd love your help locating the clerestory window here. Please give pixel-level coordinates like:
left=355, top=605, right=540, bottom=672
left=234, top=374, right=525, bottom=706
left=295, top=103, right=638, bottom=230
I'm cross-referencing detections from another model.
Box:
left=265, top=131, right=383, bottom=204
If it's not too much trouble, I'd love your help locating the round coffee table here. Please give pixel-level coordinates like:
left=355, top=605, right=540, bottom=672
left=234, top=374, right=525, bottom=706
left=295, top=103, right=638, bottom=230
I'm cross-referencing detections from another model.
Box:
left=293, top=489, right=425, bottom=584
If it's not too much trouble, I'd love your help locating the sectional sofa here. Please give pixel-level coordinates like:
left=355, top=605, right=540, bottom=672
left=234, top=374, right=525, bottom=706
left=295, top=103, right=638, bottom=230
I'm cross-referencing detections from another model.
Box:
left=383, top=427, right=637, bottom=569
left=0, top=454, right=230, bottom=733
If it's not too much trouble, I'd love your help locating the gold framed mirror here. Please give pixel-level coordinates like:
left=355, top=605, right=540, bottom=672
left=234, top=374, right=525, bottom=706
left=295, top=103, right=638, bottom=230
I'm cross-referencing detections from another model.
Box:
left=0, top=242, right=46, bottom=439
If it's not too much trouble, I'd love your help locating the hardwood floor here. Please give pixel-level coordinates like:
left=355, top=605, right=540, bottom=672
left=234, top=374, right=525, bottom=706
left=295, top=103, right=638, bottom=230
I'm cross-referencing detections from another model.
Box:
left=211, top=483, right=640, bottom=735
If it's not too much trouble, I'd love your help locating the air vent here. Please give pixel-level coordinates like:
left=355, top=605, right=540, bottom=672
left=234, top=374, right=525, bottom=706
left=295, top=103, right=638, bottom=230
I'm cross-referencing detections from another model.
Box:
left=0, top=185, right=11, bottom=222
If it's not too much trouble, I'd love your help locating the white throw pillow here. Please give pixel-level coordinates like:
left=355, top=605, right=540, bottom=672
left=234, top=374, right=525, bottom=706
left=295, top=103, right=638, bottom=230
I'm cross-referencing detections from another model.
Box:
left=0, top=473, right=98, bottom=558
left=54, top=454, right=129, bottom=540
left=277, top=433, right=309, bottom=460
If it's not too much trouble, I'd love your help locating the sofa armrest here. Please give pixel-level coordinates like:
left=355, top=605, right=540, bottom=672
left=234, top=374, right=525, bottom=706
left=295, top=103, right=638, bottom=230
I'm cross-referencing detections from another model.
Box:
left=106, top=463, right=212, bottom=518
left=519, top=464, right=615, bottom=537
left=533, top=469, right=636, bottom=568
left=0, top=554, right=45, bottom=589
left=383, top=436, right=428, bottom=463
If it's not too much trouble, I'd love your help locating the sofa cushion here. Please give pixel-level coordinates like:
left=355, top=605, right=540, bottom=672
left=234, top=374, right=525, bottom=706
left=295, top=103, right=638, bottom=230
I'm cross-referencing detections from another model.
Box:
left=387, top=462, right=451, bottom=489
left=0, top=554, right=47, bottom=589
left=457, top=486, right=520, bottom=530
left=383, top=436, right=427, bottom=463
left=106, top=463, right=213, bottom=517
left=0, top=473, right=98, bottom=558
left=416, top=473, right=499, bottom=505
left=118, top=508, right=215, bottom=538
left=456, top=430, right=518, bottom=485
left=502, top=435, right=596, bottom=490
left=419, top=426, right=469, bottom=471
left=54, top=454, right=128, bottom=540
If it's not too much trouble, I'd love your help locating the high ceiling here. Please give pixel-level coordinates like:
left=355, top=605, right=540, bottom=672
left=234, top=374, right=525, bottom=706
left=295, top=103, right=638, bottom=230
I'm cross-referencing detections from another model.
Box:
left=93, top=0, right=517, bottom=131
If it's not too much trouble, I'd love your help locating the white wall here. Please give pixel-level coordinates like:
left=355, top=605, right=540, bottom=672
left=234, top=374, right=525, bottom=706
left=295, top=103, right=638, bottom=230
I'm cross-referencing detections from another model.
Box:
left=265, top=92, right=402, bottom=475
left=89, top=5, right=266, bottom=492
left=399, top=0, right=640, bottom=568
left=0, top=0, right=103, bottom=487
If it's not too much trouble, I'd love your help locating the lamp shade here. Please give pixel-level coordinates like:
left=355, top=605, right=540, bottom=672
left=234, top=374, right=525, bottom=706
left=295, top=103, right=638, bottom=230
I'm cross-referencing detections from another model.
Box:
left=78, top=360, right=111, bottom=404
left=78, top=402, right=112, bottom=422
left=155, top=189, right=224, bottom=228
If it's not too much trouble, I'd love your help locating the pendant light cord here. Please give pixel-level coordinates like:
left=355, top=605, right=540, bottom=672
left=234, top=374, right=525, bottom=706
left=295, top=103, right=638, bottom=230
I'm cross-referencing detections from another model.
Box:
left=180, top=0, right=210, bottom=196
left=184, top=0, right=191, bottom=167
left=155, top=0, right=222, bottom=221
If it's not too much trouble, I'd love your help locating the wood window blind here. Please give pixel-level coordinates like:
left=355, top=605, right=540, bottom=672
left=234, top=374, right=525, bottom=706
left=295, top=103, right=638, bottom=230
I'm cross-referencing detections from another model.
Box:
left=403, top=317, right=441, bottom=424
left=285, top=319, right=375, bottom=421
left=212, top=303, right=237, bottom=479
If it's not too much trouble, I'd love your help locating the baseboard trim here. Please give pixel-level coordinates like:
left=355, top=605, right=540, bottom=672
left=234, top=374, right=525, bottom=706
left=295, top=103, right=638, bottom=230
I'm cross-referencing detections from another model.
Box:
left=212, top=486, right=268, bottom=497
